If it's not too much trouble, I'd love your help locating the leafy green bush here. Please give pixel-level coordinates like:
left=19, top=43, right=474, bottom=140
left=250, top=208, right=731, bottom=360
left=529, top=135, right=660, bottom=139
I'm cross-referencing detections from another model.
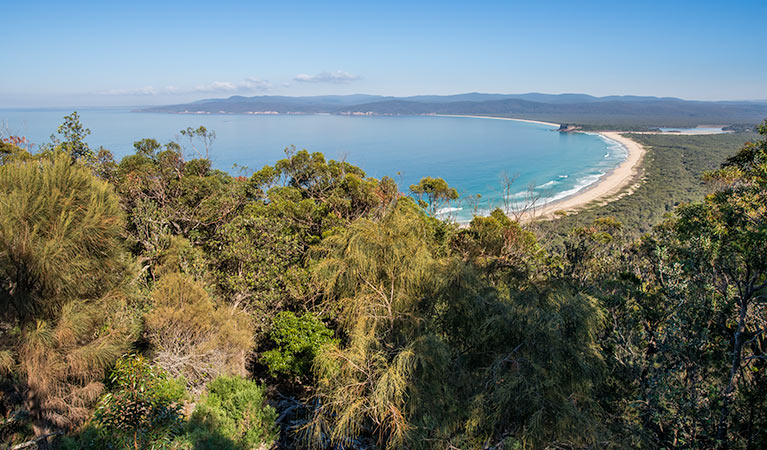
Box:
left=260, top=311, right=337, bottom=378
left=187, top=376, right=278, bottom=449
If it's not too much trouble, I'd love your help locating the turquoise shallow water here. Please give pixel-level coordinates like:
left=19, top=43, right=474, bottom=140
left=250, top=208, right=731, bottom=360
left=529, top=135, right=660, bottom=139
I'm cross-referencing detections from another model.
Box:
left=0, top=108, right=626, bottom=222
left=658, top=127, right=725, bottom=134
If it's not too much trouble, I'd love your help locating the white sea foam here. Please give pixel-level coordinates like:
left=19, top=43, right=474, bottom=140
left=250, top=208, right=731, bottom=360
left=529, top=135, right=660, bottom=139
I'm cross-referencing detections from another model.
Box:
left=436, top=206, right=463, bottom=215
left=592, top=133, right=628, bottom=159
left=536, top=180, right=558, bottom=189
left=469, top=170, right=604, bottom=214
left=537, top=172, right=605, bottom=205
left=611, top=143, right=628, bottom=158
left=459, top=133, right=625, bottom=220
left=508, top=190, right=532, bottom=199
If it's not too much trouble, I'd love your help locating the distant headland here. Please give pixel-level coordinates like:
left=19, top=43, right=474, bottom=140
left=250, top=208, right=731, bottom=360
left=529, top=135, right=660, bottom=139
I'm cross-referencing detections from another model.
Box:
left=137, top=92, right=767, bottom=128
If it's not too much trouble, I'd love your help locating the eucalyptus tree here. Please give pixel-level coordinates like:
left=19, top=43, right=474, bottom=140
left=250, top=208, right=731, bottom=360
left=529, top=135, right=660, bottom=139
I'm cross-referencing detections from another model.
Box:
left=694, top=122, right=767, bottom=447
left=409, top=176, right=459, bottom=217
left=47, top=112, right=93, bottom=161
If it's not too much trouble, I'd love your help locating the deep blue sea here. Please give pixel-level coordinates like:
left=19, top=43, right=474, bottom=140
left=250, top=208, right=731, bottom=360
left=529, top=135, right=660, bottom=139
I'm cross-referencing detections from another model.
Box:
left=0, top=108, right=626, bottom=222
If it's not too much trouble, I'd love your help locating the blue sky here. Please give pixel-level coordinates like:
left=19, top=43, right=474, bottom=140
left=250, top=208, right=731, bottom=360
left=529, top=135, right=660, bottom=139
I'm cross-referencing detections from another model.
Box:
left=2, top=0, right=765, bottom=107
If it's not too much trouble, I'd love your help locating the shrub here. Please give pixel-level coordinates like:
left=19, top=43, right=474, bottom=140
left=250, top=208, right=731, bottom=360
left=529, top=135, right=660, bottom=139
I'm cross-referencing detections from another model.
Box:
left=144, top=273, right=252, bottom=391
left=0, top=151, right=129, bottom=319
left=188, top=376, right=278, bottom=449
left=62, top=355, right=186, bottom=450
left=261, top=311, right=336, bottom=378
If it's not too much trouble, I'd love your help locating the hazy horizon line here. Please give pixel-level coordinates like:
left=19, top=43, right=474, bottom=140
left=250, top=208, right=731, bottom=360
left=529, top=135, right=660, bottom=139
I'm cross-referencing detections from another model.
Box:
left=2, top=91, right=767, bottom=110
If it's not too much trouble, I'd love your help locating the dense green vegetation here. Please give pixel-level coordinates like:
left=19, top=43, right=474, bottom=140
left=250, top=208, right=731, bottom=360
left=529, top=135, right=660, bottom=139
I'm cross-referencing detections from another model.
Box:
left=535, top=132, right=760, bottom=247
left=1, top=114, right=766, bottom=449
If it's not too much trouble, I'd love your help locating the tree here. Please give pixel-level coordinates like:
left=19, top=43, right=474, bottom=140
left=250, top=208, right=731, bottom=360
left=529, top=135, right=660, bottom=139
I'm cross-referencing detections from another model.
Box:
left=113, top=137, right=246, bottom=253
left=563, top=216, right=625, bottom=286
left=0, top=152, right=129, bottom=322
left=628, top=122, right=767, bottom=447
left=180, top=126, right=216, bottom=160
left=677, top=121, right=767, bottom=447
left=52, top=112, right=93, bottom=161
left=1, top=136, right=33, bottom=165
left=0, top=152, right=134, bottom=439
left=308, top=200, right=452, bottom=448
left=409, top=176, right=458, bottom=217
left=457, top=208, right=547, bottom=281
left=211, top=204, right=306, bottom=319
left=307, top=199, right=606, bottom=448
left=463, top=287, right=605, bottom=448
left=133, top=138, right=163, bottom=159
left=251, top=146, right=395, bottom=224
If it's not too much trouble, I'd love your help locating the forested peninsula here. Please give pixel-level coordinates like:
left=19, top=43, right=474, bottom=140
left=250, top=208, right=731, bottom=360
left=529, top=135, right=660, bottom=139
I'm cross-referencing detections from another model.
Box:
left=2, top=114, right=767, bottom=449
left=140, top=93, right=767, bottom=128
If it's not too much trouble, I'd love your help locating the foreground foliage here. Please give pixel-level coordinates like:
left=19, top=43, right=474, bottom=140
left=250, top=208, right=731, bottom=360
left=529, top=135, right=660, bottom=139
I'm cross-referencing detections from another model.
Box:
left=261, top=311, right=336, bottom=379
left=1, top=115, right=766, bottom=449
left=188, top=376, right=278, bottom=449
left=0, top=152, right=134, bottom=440
left=306, top=200, right=605, bottom=448
left=62, top=355, right=186, bottom=450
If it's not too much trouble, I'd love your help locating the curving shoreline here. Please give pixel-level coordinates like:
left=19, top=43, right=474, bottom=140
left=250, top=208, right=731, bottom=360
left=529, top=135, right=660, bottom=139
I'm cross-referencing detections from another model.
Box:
left=433, top=114, right=647, bottom=222
left=530, top=131, right=646, bottom=220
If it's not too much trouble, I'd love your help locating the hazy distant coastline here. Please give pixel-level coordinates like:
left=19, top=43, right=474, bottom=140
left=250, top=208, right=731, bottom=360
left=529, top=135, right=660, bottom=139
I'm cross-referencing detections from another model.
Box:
left=138, top=92, right=767, bottom=128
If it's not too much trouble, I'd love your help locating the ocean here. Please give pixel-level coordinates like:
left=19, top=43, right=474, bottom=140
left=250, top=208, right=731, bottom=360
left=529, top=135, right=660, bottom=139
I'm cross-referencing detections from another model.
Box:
left=0, top=108, right=627, bottom=222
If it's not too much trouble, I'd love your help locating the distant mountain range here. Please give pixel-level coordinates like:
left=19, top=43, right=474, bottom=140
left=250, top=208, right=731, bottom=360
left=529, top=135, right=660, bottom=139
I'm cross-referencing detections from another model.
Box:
left=139, top=93, right=767, bottom=127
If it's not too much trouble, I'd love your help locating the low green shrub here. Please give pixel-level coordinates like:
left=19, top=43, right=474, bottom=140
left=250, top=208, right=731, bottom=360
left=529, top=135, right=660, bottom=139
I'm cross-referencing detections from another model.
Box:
left=188, top=376, right=278, bottom=449
left=260, top=311, right=337, bottom=378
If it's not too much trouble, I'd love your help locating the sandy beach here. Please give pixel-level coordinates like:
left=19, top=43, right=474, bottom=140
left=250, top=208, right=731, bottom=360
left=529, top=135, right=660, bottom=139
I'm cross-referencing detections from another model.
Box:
left=529, top=132, right=646, bottom=220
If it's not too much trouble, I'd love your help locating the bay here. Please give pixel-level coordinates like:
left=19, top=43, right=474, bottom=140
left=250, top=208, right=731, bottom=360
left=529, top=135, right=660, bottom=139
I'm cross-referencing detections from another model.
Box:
left=0, top=108, right=626, bottom=222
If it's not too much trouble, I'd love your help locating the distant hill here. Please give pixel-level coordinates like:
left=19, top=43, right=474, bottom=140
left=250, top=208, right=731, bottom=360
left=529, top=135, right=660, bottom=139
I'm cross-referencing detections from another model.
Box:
left=138, top=93, right=767, bottom=127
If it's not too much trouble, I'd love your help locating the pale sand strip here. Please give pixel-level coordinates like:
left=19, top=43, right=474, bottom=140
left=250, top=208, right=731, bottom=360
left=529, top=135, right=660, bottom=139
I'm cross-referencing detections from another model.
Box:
left=432, top=114, right=560, bottom=127
left=529, top=132, right=646, bottom=220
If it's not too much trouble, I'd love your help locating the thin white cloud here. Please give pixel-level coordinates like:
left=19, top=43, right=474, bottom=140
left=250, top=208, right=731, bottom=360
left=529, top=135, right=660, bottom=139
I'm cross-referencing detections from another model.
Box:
left=98, top=86, right=159, bottom=96
left=96, top=77, right=271, bottom=96
left=294, top=70, right=360, bottom=84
